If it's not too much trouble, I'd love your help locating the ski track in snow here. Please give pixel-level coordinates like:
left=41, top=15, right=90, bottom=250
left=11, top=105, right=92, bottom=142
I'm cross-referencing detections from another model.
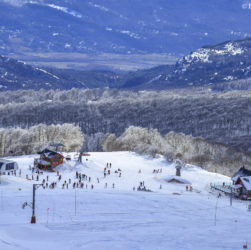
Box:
left=0, top=152, right=250, bottom=250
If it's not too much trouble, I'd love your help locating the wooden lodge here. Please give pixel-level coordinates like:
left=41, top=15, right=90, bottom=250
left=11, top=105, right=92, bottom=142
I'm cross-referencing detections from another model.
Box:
left=36, top=148, right=64, bottom=171
left=232, top=166, right=251, bottom=200
left=232, top=176, right=251, bottom=200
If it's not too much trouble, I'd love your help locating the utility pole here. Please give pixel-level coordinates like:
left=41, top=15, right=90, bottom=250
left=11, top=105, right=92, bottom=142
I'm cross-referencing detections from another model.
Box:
left=214, top=197, right=219, bottom=226
left=230, top=187, right=233, bottom=207
left=30, top=184, right=43, bottom=224
left=75, top=189, right=77, bottom=216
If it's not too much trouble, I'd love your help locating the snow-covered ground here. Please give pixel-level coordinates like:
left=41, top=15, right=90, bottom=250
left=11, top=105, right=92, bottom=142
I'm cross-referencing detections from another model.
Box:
left=0, top=152, right=250, bottom=250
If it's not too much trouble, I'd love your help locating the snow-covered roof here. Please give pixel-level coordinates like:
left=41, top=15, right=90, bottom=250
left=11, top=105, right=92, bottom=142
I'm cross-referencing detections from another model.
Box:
left=164, top=176, right=191, bottom=184
left=0, top=158, right=16, bottom=164
left=44, top=152, right=57, bottom=159
left=232, top=176, right=239, bottom=182
left=232, top=166, right=251, bottom=180
left=240, top=176, right=251, bottom=191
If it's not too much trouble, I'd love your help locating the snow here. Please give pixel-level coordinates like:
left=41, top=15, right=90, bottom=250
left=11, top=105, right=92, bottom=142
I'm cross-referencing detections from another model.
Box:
left=12, top=1, right=83, bottom=19
left=240, top=176, right=251, bottom=190
left=0, top=152, right=251, bottom=250
left=185, top=48, right=212, bottom=63
left=64, top=43, right=71, bottom=48
left=88, top=2, right=109, bottom=12
left=184, top=42, right=244, bottom=64
left=120, top=30, right=141, bottom=39
left=35, top=68, right=59, bottom=80
left=224, top=76, right=234, bottom=81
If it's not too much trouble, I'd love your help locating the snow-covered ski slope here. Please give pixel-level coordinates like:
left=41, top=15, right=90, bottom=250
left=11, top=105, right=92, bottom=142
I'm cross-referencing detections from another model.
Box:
left=0, top=152, right=250, bottom=250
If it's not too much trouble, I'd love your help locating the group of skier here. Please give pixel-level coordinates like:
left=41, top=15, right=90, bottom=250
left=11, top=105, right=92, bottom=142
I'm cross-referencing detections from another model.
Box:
left=153, top=168, right=162, bottom=174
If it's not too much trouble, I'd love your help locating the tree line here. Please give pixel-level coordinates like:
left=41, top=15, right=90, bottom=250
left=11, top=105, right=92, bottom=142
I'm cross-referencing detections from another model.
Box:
left=0, top=88, right=250, bottom=153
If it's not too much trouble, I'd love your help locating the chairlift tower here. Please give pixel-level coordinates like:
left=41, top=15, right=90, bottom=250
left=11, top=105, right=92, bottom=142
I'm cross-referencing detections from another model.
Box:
left=23, top=184, right=43, bottom=224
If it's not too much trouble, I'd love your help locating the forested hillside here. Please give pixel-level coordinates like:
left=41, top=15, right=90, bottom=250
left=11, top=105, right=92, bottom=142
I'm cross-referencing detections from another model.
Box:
left=0, top=89, right=250, bottom=152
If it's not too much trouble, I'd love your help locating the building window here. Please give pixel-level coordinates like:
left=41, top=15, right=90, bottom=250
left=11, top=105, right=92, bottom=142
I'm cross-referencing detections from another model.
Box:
left=6, top=163, right=15, bottom=170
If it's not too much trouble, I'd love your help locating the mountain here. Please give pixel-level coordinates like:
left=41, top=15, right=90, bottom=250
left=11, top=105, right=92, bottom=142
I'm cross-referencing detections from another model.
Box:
left=0, top=0, right=250, bottom=67
left=120, top=37, right=251, bottom=89
left=0, top=54, right=121, bottom=90
left=0, top=37, right=250, bottom=91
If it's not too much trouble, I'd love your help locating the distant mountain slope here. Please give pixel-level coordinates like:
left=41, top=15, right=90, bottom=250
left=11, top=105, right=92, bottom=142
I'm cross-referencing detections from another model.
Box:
left=0, top=54, right=121, bottom=90
left=0, top=0, right=250, bottom=58
left=0, top=37, right=250, bottom=91
left=121, top=37, right=251, bottom=89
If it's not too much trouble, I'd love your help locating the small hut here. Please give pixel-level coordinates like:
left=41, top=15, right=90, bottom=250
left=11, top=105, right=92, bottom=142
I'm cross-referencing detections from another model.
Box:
left=165, top=176, right=191, bottom=184
left=36, top=148, right=64, bottom=171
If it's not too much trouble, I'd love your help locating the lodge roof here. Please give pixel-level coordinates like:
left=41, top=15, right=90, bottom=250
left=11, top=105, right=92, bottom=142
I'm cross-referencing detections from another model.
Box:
left=240, top=176, right=251, bottom=191
left=37, top=148, right=63, bottom=159
left=0, top=158, right=16, bottom=164
left=232, top=166, right=251, bottom=180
